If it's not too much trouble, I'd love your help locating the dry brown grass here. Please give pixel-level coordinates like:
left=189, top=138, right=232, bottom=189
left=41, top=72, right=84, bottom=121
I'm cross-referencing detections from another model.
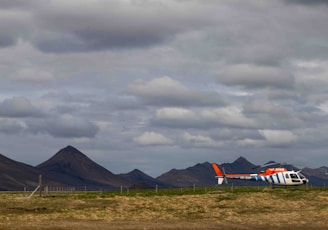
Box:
left=0, top=188, right=327, bottom=229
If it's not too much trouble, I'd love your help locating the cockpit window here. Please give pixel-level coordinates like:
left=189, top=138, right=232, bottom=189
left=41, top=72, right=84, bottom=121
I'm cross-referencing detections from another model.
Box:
left=298, top=173, right=305, bottom=179
left=285, top=173, right=289, bottom=179
left=290, top=174, right=299, bottom=179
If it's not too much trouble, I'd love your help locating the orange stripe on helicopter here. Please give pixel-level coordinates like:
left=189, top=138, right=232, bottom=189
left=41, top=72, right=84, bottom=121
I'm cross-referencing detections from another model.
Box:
left=212, top=163, right=288, bottom=177
left=211, top=163, right=224, bottom=176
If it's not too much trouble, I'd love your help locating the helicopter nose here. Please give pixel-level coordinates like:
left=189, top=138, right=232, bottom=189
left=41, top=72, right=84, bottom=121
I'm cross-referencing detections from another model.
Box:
left=303, top=179, right=309, bottom=184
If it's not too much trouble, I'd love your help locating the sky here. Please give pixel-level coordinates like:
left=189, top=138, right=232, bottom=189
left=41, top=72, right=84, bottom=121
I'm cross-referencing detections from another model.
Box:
left=1, top=0, right=328, bottom=177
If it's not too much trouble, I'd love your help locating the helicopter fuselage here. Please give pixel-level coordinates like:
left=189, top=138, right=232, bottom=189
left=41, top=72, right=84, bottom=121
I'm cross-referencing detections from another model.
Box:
left=224, top=170, right=308, bottom=186
left=212, top=163, right=309, bottom=186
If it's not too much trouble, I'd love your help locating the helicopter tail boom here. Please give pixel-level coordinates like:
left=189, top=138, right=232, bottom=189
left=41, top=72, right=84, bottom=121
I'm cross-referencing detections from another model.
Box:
left=212, top=163, right=224, bottom=176
left=212, top=163, right=225, bottom=185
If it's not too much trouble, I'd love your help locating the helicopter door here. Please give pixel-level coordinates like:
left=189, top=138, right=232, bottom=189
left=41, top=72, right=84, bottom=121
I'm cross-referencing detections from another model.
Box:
left=284, top=172, right=291, bottom=185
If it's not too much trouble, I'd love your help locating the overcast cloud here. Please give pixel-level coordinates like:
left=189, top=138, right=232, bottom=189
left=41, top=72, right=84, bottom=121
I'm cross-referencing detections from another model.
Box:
left=1, top=0, right=328, bottom=176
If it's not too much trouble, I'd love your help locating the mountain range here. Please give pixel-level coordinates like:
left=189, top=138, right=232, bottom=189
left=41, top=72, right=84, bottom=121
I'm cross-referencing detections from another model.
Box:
left=0, top=145, right=327, bottom=191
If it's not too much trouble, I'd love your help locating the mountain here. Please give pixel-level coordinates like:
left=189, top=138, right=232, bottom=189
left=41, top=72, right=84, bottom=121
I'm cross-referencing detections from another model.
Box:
left=1, top=146, right=328, bottom=190
left=220, top=156, right=257, bottom=173
left=302, top=166, right=328, bottom=178
left=216, top=157, right=263, bottom=186
left=301, top=166, right=328, bottom=187
left=156, top=162, right=216, bottom=187
left=0, top=154, right=63, bottom=191
left=117, top=169, right=172, bottom=188
left=157, top=157, right=327, bottom=187
left=37, top=146, right=172, bottom=189
left=37, top=146, right=129, bottom=188
left=156, top=157, right=259, bottom=187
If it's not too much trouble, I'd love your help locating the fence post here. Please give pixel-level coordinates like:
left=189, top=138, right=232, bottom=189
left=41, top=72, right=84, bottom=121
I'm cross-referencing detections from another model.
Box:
left=39, top=175, right=42, bottom=197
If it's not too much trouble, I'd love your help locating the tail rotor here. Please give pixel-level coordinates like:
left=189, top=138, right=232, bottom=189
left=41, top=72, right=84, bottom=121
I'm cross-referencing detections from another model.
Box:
left=212, top=163, right=227, bottom=185
left=221, top=167, right=228, bottom=184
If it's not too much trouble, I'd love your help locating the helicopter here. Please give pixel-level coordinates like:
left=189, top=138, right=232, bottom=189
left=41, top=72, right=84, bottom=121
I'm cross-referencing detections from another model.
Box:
left=212, top=162, right=309, bottom=186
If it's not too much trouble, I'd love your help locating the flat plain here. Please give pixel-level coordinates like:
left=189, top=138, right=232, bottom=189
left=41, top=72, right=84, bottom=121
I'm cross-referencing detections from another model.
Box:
left=0, top=187, right=327, bottom=230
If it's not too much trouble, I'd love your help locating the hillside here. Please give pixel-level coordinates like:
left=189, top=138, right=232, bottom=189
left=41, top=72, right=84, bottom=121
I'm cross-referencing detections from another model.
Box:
left=156, top=162, right=216, bottom=187
left=301, top=166, right=328, bottom=187
left=37, top=146, right=129, bottom=188
left=0, top=146, right=327, bottom=190
left=117, top=169, right=172, bottom=188
left=0, top=154, right=63, bottom=191
left=218, top=156, right=266, bottom=186
left=156, top=157, right=264, bottom=187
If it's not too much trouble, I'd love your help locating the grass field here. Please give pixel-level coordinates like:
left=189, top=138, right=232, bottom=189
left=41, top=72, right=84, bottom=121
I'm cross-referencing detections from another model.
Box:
left=0, top=187, right=327, bottom=229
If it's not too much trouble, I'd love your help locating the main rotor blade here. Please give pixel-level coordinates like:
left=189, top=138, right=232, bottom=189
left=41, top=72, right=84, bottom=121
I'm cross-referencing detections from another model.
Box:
left=252, top=161, right=281, bottom=169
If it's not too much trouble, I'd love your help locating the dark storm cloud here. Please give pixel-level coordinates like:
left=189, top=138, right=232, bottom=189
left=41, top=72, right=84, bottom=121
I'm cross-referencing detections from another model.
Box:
left=0, top=119, right=25, bottom=134
left=0, top=97, right=44, bottom=118
left=218, top=65, right=295, bottom=89
left=242, top=99, right=305, bottom=129
left=0, top=0, right=44, bottom=9
left=32, top=27, right=171, bottom=53
left=0, top=96, right=99, bottom=138
left=0, top=0, right=197, bottom=52
left=1, top=0, right=328, bottom=173
left=0, top=35, right=16, bottom=47
left=45, top=117, right=99, bottom=138
left=0, top=9, right=30, bottom=48
left=27, top=0, right=211, bottom=53
left=97, top=96, right=146, bottom=111
left=285, top=0, right=328, bottom=5
left=27, top=115, right=99, bottom=138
